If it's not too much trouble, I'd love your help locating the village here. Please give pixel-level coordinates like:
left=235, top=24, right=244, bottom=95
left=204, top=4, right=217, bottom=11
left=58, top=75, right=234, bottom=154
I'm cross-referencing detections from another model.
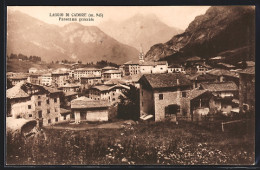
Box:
left=6, top=48, right=255, bottom=129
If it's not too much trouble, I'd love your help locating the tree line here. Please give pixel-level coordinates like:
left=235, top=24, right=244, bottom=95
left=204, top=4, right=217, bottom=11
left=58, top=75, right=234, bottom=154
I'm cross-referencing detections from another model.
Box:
left=7, top=53, right=41, bottom=62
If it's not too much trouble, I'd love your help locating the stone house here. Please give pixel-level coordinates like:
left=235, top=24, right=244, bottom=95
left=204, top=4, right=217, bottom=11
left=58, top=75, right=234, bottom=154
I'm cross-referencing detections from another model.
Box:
left=168, top=64, right=185, bottom=73
left=80, top=75, right=102, bottom=90
left=88, top=84, right=130, bottom=103
left=6, top=82, right=66, bottom=126
left=123, top=61, right=140, bottom=76
left=206, top=69, right=240, bottom=86
left=28, top=67, right=38, bottom=73
left=138, top=73, right=192, bottom=122
left=237, top=67, right=255, bottom=113
left=74, top=68, right=102, bottom=80
left=140, top=61, right=168, bottom=74
left=102, top=70, right=122, bottom=81
left=28, top=73, right=42, bottom=85
left=9, top=75, right=28, bottom=86
left=71, top=97, right=110, bottom=123
left=40, top=73, right=52, bottom=86
left=186, top=73, right=218, bottom=89
left=51, top=72, right=69, bottom=87
left=199, top=81, right=238, bottom=115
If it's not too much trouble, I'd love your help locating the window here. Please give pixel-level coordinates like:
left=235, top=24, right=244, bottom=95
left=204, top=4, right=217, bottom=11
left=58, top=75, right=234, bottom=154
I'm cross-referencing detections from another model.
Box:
left=142, top=102, right=143, bottom=106
left=55, top=108, right=57, bottom=112
left=38, top=111, right=42, bottom=118
left=38, top=96, right=41, bottom=99
left=182, top=92, right=187, bottom=97
left=55, top=117, right=58, bottom=122
left=54, top=98, right=57, bottom=103
left=38, top=101, right=41, bottom=106
left=46, top=99, right=49, bottom=104
left=112, top=98, right=115, bottom=101
left=63, top=116, right=66, bottom=120
left=47, top=109, right=50, bottom=114
left=159, top=94, right=163, bottom=100
left=28, top=105, right=31, bottom=109
left=160, top=68, right=163, bottom=70
left=48, top=119, right=51, bottom=124
left=142, top=91, right=143, bottom=96
left=29, top=114, right=32, bottom=117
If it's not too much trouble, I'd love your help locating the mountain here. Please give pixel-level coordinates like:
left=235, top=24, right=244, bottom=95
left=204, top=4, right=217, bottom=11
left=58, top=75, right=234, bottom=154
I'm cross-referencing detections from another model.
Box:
left=7, top=10, right=139, bottom=64
left=145, top=6, right=255, bottom=64
left=99, top=13, right=183, bottom=53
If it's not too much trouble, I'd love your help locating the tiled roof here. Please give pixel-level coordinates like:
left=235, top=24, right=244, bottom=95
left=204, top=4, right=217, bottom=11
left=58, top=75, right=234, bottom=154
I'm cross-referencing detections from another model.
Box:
left=102, top=66, right=117, bottom=70
left=140, top=61, right=167, bottom=66
left=109, top=84, right=130, bottom=90
left=103, top=70, right=121, bottom=74
left=9, top=75, right=28, bottom=80
left=206, top=69, right=239, bottom=78
left=91, top=85, right=111, bottom=91
left=124, top=61, right=139, bottom=65
left=140, top=73, right=191, bottom=89
left=188, top=89, right=209, bottom=100
left=6, top=81, right=29, bottom=99
left=104, top=79, right=127, bottom=85
left=60, top=83, right=80, bottom=88
left=64, top=91, right=78, bottom=97
left=168, top=64, right=182, bottom=68
left=237, top=67, right=255, bottom=75
left=200, top=82, right=238, bottom=92
left=71, top=96, right=110, bottom=109
left=42, top=86, right=62, bottom=94
left=186, top=73, right=217, bottom=81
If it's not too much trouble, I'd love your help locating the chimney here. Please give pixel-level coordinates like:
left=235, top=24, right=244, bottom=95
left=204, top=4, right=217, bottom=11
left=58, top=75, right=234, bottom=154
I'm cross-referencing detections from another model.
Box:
left=177, top=79, right=179, bottom=85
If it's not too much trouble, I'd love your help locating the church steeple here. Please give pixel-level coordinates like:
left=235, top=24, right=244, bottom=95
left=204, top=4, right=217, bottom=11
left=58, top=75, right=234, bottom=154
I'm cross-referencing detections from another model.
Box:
left=139, top=44, right=144, bottom=63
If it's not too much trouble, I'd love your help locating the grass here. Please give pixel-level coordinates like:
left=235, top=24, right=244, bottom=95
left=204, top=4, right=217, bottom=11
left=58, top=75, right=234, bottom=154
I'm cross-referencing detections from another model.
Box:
left=6, top=120, right=255, bottom=165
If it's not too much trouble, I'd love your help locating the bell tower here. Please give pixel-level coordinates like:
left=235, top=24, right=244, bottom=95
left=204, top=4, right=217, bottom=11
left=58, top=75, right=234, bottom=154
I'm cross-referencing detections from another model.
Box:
left=139, top=44, right=144, bottom=63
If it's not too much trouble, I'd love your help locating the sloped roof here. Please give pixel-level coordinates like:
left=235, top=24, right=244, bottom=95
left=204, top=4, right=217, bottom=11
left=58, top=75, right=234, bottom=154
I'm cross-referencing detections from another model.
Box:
left=104, top=79, right=127, bottom=85
left=75, top=67, right=101, bottom=71
left=60, top=108, right=71, bottom=115
left=206, top=69, right=239, bottom=78
left=200, top=82, right=238, bottom=92
left=6, top=81, right=30, bottom=99
left=237, top=66, right=255, bottom=75
left=81, top=74, right=101, bottom=79
left=186, top=73, right=217, bottom=81
left=109, top=84, right=130, bottom=90
left=9, top=75, right=28, bottom=80
left=140, top=61, right=167, bottom=66
left=64, top=91, right=78, bottom=97
left=140, top=73, right=191, bottom=89
left=168, top=64, right=182, bottom=68
left=71, top=97, right=110, bottom=109
left=102, top=66, right=117, bottom=70
left=60, top=83, right=80, bottom=88
left=42, top=86, right=62, bottom=94
left=91, top=85, right=111, bottom=92
left=188, top=89, right=209, bottom=100
left=103, top=70, right=121, bottom=74
left=124, top=61, right=139, bottom=65
left=217, top=62, right=236, bottom=68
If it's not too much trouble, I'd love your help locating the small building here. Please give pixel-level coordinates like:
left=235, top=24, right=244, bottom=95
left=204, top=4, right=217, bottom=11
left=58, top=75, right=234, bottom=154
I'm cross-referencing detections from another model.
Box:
left=9, top=75, right=28, bottom=86
left=59, top=83, right=80, bottom=92
left=121, top=74, right=143, bottom=88
left=51, top=72, right=69, bottom=87
left=88, top=84, right=130, bottom=103
left=40, top=73, right=52, bottom=86
left=186, top=73, right=218, bottom=89
left=168, top=64, right=185, bottom=73
left=123, top=61, right=140, bottom=76
left=199, top=81, right=239, bottom=114
left=206, top=69, right=239, bottom=86
left=28, top=73, right=41, bottom=85
left=101, top=66, right=118, bottom=74
left=80, top=75, right=102, bottom=90
left=28, top=67, right=38, bottom=73
left=139, top=73, right=192, bottom=122
left=237, top=67, right=255, bottom=113
left=74, top=68, right=102, bottom=80
left=102, top=70, right=122, bottom=81
left=140, top=61, right=168, bottom=74
left=71, top=97, right=110, bottom=123
left=6, top=82, right=63, bottom=126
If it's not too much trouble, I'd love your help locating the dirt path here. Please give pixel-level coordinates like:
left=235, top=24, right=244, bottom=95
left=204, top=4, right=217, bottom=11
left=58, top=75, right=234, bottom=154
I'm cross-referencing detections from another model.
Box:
left=44, top=121, right=126, bottom=131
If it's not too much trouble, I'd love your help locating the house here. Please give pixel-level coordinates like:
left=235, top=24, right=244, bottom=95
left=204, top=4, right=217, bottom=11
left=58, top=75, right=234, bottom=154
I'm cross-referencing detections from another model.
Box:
left=186, top=73, right=218, bottom=89
left=139, top=61, right=168, bottom=74
left=51, top=72, right=69, bottom=87
left=195, top=62, right=212, bottom=73
left=199, top=81, right=238, bottom=114
left=168, top=64, right=185, bottom=73
left=40, top=73, right=52, bottom=86
left=206, top=69, right=239, bottom=86
left=71, top=97, right=110, bottom=123
left=74, top=68, right=102, bottom=80
left=123, top=61, right=140, bottom=76
left=138, top=73, right=192, bottom=122
left=28, top=73, right=41, bottom=85
left=88, top=84, right=130, bottom=103
left=102, top=70, right=122, bottom=81
left=9, top=75, right=28, bottom=86
left=237, top=67, right=255, bottom=113
left=80, top=75, right=102, bottom=90
left=101, top=66, right=118, bottom=74
left=59, top=83, right=80, bottom=92
left=6, top=82, right=65, bottom=126
left=28, top=67, right=38, bottom=73
left=121, top=74, right=143, bottom=88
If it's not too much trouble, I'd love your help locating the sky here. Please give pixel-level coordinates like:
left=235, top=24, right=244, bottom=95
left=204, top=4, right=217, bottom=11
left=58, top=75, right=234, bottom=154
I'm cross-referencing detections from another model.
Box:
left=8, top=6, right=210, bottom=30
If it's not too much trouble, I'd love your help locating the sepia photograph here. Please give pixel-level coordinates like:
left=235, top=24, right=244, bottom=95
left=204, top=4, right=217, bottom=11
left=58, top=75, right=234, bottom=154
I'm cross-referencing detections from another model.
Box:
left=5, top=5, right=255, bottom=166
